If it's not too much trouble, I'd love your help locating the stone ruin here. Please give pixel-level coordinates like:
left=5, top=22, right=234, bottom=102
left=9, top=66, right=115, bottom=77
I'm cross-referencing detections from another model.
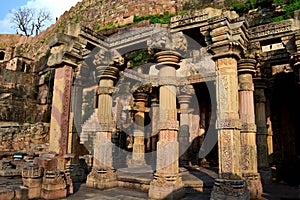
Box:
left=0, top=3, right=300, bottom=200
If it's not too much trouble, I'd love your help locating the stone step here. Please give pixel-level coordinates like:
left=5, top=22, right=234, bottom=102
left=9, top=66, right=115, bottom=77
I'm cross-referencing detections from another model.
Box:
left=115, top=166, right=217, bottom=194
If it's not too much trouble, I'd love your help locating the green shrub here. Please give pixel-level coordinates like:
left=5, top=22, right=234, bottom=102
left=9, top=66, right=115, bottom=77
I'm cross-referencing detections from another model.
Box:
left=272, top=15, right=284, bottom=21
left=133, top=12, right=172, bottom=25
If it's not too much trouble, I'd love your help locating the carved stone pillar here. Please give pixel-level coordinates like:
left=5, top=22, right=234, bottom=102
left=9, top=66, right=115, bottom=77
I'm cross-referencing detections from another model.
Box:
left=265, top=92, right=274, bottom=165
left=254, top=78, right=272, bottom=184
left=211, top=56, right=249, bottom=200
left=86, top=65, right=118, bottom=189
left=68, top=78, right=83, bottom=164
left=238, top=59, right=262, bottom=199
left=49, top=64, right=73, bottom=168
left=148, top=51, right=185, bottom=199
left=130, top=91, right=148, bottom=167
left=178, top=93, right=192, bottom=167
left=150, top=96, right=159, bottom=162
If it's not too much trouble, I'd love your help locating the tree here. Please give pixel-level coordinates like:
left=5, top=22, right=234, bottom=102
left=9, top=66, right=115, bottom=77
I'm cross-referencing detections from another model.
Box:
left=10, top=7, right=51, bottom=36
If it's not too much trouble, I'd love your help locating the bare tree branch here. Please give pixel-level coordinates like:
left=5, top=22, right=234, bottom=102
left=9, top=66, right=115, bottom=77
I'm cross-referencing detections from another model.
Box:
left=10, top=7, right=51, bottom=36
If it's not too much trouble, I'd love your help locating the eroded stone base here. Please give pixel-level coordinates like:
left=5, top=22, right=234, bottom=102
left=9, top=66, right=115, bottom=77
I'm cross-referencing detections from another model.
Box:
left=243, top=173, right=263, bottom=199
left=86, top=168, right=118, bottom=189
left=210, top=179, right=250, bottom=200
left=40, top=170, right=70, bottom=199
left=148, top=174, right=185, bottom=200
left=42, top=188, right=67, bottom=199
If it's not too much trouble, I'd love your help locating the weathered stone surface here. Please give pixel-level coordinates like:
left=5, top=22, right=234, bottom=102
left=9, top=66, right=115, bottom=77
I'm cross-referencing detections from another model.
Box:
left=210, top=179, right=250, bottom=200
left=0, top=188, right=14, bottom=200
left=0, top=123, right=49, bottom=153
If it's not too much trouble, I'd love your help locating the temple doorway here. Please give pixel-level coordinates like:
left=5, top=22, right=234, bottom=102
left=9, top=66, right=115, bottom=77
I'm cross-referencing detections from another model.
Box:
left=271, top=72, right=300, bottom=185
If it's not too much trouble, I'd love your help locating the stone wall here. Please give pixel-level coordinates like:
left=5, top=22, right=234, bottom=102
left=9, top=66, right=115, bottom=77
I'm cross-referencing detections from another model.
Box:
left=0, top=68, right=37, bottom=122
left=0, top=122, right=49, bottom=156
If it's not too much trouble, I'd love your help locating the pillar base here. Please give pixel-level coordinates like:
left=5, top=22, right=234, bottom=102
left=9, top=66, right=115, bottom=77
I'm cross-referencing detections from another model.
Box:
left=41, top=170, right=69, bottom=199
left=210, top=179, right=250, bottom=200
left=148, top=173, right=185, bottom=200
left=243, top=173, right=263, bottom=199
left=86, top=168, right=117, bottom=189
left=259, top=168, right=272, bottom=184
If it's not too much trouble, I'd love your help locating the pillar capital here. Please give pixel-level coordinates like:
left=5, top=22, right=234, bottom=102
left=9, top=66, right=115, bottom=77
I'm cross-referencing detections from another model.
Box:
left=47, top=33, right=82, bottom=68
left=254, top=78, right=267, bottom=89
left=97, top=86, right=115, bottom=95
left=133, top=92, right=148, bottom=102
left=178, top=94, right=192, bottom=104
left=238, top=59, right=256, bottom=91
left=238, top=58, right=256, bottom=75
left=209, top=42, right=243, bottom=61
left=155, top=50, right=181, bottom=70
left=96, top=65, right=119, bottom=80
left=150, top=97, right=159, bottom=105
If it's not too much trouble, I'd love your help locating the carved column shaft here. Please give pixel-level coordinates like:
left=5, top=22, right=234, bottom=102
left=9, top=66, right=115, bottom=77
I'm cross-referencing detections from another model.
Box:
left=157, top=66, right=178, bottom=174
left=178, top=94, right=192, bottom=166
left=254, top=79, right=272, bottom=184
left=148, top=51, right=185, bottom=200
left=68, top=80, right=83, bottom=164
left=238, top=59, right=258, bottom=173
left=151, top=97, right=159, bottom=152
left=94, top=78, right=114, bottom=169
left=238, top=59, right=262, bottom=199
left=86, top=65, right=118, bottom=189
left=131, top=92, right=147, bottom=166
left=49, top=65, right=73, bottom=160
left=215, top=57, right=242, bottom=178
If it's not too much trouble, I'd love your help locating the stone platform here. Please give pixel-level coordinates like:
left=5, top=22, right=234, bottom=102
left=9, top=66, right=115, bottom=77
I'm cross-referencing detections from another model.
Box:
left=116, top=165, right=217, bottom=194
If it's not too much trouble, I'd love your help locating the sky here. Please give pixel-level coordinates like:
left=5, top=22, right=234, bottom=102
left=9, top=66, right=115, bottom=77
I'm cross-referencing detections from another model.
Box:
left=0, top=0, right=82, bottom=34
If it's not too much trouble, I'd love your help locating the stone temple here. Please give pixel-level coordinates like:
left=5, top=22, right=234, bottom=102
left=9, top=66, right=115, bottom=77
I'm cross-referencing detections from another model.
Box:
left=0, top=1, right=299, bottom=199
